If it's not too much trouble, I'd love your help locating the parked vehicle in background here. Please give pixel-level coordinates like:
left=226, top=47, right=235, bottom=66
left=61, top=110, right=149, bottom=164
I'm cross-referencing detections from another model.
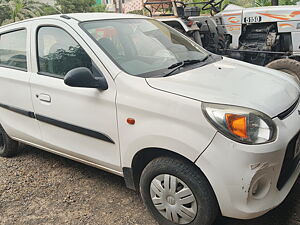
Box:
left=148, top=0, right=300, bottom=79
left=144, top=0, right=227, bottom=54
left=0, top=13, right=299, bottom=225
left=215, top=3, right=300, bottom=76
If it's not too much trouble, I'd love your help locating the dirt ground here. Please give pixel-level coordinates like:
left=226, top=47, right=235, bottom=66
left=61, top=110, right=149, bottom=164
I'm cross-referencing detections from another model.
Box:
left=0, top=146, right=299, bottom=225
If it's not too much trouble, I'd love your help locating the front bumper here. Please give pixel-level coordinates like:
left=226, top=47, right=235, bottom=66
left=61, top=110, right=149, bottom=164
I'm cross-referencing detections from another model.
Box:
left=195, top=104, right=300, bottom=219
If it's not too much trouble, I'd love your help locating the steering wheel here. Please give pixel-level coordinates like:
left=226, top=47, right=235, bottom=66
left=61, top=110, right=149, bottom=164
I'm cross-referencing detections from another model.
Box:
left=202, top=0, right=225, bottom=14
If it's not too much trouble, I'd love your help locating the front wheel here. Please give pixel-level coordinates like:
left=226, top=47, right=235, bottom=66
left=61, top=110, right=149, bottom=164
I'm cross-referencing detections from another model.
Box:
left=140, top=157, right=219, bottom=225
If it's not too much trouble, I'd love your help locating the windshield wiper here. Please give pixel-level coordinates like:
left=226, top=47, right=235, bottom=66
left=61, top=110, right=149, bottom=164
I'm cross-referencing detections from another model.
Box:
left=163, top=55, right=211, bottom=77
left=199, top=54, right=211, bottom=63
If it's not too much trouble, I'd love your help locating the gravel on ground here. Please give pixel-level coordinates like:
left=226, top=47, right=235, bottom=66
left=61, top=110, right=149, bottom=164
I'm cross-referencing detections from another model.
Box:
left=0, top=146, right=299, bottom=225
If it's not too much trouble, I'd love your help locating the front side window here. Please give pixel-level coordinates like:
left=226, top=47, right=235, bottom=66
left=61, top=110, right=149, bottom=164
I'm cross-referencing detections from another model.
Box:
left=81, top=19, right=210, bottom=77
left=0, top=29, right=27, bottom=70
left=37, top=27, right=92, bottom=78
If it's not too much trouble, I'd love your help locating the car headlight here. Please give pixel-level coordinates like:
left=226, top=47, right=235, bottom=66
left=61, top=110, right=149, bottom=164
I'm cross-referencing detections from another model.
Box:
left=202, top=103, right=277, bottom=144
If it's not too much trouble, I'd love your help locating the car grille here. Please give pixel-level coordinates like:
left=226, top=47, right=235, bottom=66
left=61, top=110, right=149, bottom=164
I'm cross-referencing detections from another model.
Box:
left=277, top=131, right=300, bottom=190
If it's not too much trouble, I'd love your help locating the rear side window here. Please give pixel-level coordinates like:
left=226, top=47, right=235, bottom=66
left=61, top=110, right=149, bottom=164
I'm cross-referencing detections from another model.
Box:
left=0, top=29, right=27, bottom=70
left=37, top=26, right=92, bottom=78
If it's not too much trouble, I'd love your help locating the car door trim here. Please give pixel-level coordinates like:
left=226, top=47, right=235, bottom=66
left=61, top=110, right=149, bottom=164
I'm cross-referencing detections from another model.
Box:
left=0, top=103, right=114, bottom=144
left=35, top=114, right=115, bottom=144
left=0, top=103, right=35, bottom=118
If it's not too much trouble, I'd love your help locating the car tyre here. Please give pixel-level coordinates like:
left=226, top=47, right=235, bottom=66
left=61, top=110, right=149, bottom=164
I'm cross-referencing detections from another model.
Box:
left=140, top=157, right=219, bottom=225
left=0, top=125, right=20, bottom=157
left=266, top=58, right=300, bottom=80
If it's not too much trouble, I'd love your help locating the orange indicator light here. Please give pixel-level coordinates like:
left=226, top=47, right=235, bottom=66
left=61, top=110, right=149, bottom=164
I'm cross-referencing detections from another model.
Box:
left=225, top=114, right=248, bottom=139
left=127, top=118, right=135, bottom=125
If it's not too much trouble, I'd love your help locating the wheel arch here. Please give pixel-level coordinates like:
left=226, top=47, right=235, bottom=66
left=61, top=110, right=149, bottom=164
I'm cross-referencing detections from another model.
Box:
left=123, top=147, right=186, bottom=190
left=123, top=147, right=215, bottom=195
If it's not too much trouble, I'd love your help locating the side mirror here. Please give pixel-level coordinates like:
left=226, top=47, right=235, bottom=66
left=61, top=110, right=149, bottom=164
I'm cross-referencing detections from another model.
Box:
left=64, top=67, right=108, bottom=90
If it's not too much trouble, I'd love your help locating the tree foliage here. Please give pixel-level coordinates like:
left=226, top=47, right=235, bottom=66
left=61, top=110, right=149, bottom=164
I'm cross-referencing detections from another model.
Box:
left=90, top=4, right=107, bottom=12
left=0, top=0, right=44, bottom=25
left=0, top=0, right=9, bottom=25
left=41, top=4, right=60, bottom=15
left=278, top=0, right=299, bottom=5
left=55, top=0, right=96, bottom=13
left=255, top=0, right=298, bottom=6
left=0, top=0, right=298, bottom=26
left=221, top=0, right=298, bottom=7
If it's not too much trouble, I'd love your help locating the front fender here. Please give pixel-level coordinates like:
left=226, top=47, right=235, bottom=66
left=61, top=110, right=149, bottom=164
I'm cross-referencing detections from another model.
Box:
left=122, top=130, right=217, bottom=169
left=115, top=73, right=217, bottom=168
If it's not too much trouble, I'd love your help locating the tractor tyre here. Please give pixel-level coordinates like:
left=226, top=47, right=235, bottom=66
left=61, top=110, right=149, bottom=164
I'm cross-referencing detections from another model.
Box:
left=193, top=31, right=203, bottom=46
left=266, top=58, right=300, bottom=80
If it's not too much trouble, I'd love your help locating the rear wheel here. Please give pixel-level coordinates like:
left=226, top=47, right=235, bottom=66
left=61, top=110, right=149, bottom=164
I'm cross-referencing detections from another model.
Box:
left=266, top=58, right=300, bottom=80
left=139, top=157, right=218, bottom=225
left=0, top=125, right=19, bottom=157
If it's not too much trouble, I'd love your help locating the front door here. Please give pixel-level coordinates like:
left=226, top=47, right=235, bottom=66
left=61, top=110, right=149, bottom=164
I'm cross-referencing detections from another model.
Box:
left=29, top=20, right=121, bottom=173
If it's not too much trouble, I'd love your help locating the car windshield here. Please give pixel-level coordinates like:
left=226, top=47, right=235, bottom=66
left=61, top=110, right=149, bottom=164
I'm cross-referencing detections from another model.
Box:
left=81, top=18, right=210, bottom=77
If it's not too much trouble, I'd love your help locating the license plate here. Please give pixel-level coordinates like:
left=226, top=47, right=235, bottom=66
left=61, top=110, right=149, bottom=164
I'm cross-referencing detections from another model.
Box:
left=295, top=135, right=300, bottom=159
left=244, top=16, right=262, bottom=23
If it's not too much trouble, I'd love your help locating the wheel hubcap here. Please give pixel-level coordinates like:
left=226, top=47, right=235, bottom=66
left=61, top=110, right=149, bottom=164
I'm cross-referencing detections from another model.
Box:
left=150, top=174, right=197, bottom=224
left=167, top=196, right=176, bottom=205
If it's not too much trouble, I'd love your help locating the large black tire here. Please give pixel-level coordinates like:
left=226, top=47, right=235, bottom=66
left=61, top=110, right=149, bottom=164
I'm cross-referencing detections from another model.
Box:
left=266, top=59, right=300, bottom=80
left=193, top=31, right=203, bottom=46
left=0, top=125, right=19, bottom=157
left=140, top=157, right=219, bottom=225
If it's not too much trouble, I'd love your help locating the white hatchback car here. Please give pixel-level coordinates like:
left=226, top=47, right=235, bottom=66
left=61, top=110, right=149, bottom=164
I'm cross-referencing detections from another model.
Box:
left=0, top=13, right=299, bottom=225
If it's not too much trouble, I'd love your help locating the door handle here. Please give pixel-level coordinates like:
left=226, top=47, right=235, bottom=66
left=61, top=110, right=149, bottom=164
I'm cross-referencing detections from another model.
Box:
left=36, top=94, right=51, bottom=103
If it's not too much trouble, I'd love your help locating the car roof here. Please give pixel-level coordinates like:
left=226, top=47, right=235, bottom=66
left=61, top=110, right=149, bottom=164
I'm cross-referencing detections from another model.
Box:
left=66, top=13, right=148, bottom=21
left=0, top=13, right=149, bottom=29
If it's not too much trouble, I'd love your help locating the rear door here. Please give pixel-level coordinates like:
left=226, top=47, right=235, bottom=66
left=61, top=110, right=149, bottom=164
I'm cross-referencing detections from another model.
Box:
left=0, top=24, right=41, bottom=144
left=29, top=19, right=121, bottom=174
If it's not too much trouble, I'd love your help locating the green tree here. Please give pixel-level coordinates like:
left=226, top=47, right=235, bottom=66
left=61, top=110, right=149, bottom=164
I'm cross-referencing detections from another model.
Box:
left=232, top=0, right=255, bottom=7
left=55, top=0, right=95, bottom=13
left=91, top=4, right=107, bottom=12
left=41, top=4, right=60, bottom=15
left=279, top=0, right=298, bottom=5
left=255, top=0, right=271, bottom=6
left=0, top=0, right=9, bottom=25
left=0, top=0, right=44, bottom=25
left=256, top=0, right=298, bottom=5
left=224, top=0, right=298, bottom=7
